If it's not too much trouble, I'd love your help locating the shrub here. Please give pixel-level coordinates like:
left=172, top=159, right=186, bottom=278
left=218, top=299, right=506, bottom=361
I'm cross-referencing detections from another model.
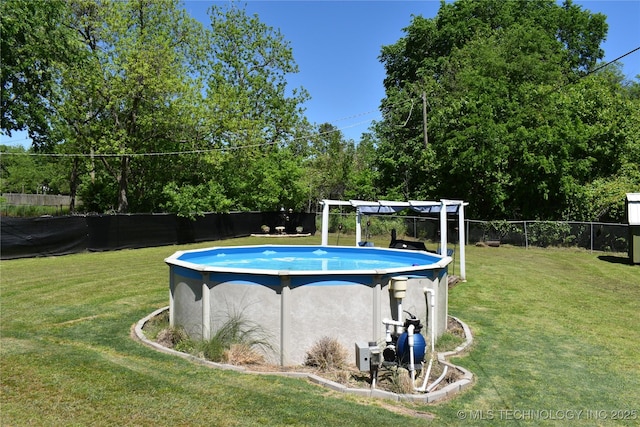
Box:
left=527, top=221, right=573, bottom=247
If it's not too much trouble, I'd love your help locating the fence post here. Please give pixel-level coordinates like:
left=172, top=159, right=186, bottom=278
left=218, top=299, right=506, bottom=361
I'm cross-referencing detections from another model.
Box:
left=466, top=219, right=469, bottom=246
left=524, top=221, right=529, bottom=249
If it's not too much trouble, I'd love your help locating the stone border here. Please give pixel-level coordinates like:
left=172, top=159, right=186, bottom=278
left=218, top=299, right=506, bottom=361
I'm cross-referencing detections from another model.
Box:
left=132, top=307, right=475, bottom=403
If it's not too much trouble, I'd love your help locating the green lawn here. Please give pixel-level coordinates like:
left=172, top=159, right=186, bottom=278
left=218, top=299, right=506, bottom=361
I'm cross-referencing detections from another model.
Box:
left=1, top=236, right=639, bottom=426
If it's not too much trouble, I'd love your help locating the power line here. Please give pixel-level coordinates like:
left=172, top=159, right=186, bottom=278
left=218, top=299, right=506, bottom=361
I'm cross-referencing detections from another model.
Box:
left=3, top=46, right=637, bottom=158
left=0, top=137, right=31, bottom=143
left=589, top=46, right=640, bottom=77
left=0, top=116, right=382, bottom=158
left=323, top=109, right=379, bottom=124
left=550, top=46, right=640, bottom=94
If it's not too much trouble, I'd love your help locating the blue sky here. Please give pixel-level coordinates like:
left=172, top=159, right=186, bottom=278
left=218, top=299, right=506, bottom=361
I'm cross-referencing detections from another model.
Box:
left=2, top=0, right=639, bottom=147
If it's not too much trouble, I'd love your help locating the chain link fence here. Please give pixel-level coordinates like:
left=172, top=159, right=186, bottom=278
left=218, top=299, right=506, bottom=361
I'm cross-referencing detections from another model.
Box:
left=318, top=212, right=629, bottom=253
left=465, top=220, right=629, bottom=252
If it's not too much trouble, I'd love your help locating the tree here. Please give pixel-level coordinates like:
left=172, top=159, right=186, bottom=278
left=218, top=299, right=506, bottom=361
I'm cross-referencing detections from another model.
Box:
left=374, top=0, right=623, bottom=219
left=344, top=132, right=380, bottom=201
left=1, top=0, right=81, bottom=147
left=0, top=146, right=68, bottom=194
left=568, top=69, right=640, bottom=221
left=56, top=0, right=207, bottom=213
left=3, top=1, right=311, bottom=215
left=162, top=4, right=310, bottom=214
left=303, top=123, right=355, bottom=206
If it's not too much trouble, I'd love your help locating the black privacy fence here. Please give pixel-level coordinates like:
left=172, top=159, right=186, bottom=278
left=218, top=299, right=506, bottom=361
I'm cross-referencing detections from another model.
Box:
left=1, top=212, right=316, bottom=260
left=2, top=211, right=630, bottom=260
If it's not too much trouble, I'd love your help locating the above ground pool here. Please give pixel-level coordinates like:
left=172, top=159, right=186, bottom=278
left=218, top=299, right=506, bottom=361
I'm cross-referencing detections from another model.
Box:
left=165, top=245, right=452, bottom=366
left=168, top=244, right=448, bottom=274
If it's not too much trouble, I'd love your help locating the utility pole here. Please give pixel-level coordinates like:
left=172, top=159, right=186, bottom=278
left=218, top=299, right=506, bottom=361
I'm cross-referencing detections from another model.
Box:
left=422, top=91, right=428, bottom=149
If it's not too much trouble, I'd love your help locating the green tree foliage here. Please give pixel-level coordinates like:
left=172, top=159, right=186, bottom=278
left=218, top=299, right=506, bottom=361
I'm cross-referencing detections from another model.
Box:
left=344, top=132, right=381, bottom=201
left=374, top=0, right=639, bottom=220
left=58, top=0, right=206, bottom=213
left=0, top=146, right=68, bottom=194
left=160, top=180, right=231, bottom=219
left=300, top=123, right=380, bottom=208
left=4, top=0, right=637, bottom=221
left=1, top=0, right=81, bottom=146
left=178, top=4, right=310, bottom=214
left=302, top=123, right=369, bottom=208
left=203, top=5, right=307, bottom=146
left=3, top=1, right=310, bottom=215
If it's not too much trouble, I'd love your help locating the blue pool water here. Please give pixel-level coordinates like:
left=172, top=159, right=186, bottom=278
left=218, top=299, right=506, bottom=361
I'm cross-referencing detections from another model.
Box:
left=175, top=245, right=440, bottom=272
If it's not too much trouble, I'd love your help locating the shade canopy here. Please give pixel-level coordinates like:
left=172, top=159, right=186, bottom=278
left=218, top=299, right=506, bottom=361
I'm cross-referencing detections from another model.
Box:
left=319, top=199, right=468, bottom=281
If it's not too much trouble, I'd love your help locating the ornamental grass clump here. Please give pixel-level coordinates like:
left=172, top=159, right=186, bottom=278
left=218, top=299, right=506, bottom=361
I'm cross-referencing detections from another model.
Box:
left=198, top=313, right=273, bottom=364
left=304, top=336, right=348, bottom=371
left=389, top=367, right=414, bottom=395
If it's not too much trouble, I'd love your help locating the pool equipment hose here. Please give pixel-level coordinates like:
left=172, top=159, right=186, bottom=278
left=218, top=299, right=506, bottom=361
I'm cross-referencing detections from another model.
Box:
left=382, top=278, right=447, bottom=393
left=414, top=287, right=437, bottom=392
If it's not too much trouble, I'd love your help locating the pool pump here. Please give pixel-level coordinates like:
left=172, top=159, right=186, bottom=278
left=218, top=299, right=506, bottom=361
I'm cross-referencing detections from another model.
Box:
left=357, top=312, right=428, bottom=389
left=397, top=314, right=426, bottom=367
left=381, top=312, right=426, bottom=369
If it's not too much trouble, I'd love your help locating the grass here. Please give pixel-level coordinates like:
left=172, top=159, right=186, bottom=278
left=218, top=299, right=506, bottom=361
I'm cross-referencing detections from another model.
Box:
left=1, top=204, right=71, bottom=217
left=1, top=235, right=639, bottom=425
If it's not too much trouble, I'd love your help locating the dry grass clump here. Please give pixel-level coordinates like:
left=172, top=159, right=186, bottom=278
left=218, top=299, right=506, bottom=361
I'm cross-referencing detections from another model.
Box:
left=223, top=343, right=265, bottom=365
left=390, top=367, right=414, bottom=394
left=304, top=336, right=348, bottom=371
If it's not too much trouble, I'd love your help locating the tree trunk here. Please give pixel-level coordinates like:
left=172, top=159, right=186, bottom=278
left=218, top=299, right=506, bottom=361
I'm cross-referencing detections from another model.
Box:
left=69, top=157, right=79, bottom=213
left=117, top=155, right=129, bottom=213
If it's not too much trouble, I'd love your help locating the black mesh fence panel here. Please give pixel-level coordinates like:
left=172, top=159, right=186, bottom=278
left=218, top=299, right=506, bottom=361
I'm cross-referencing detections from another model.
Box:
left=1, top=216, right=89, bottom=259
left=1, top=212, right=317, bottom=259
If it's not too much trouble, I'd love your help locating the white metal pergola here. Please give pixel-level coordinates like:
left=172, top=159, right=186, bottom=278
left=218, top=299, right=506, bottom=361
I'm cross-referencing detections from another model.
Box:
left=319, top=199, right=468, bottom=281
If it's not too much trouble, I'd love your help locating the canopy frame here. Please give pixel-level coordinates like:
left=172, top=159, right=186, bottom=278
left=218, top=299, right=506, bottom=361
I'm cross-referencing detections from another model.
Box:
left=319, top=199, right=468, bottom=281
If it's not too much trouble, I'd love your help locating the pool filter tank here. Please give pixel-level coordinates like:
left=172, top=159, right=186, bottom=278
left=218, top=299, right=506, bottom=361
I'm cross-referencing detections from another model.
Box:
left=396, top=315, right=426, bottom=366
